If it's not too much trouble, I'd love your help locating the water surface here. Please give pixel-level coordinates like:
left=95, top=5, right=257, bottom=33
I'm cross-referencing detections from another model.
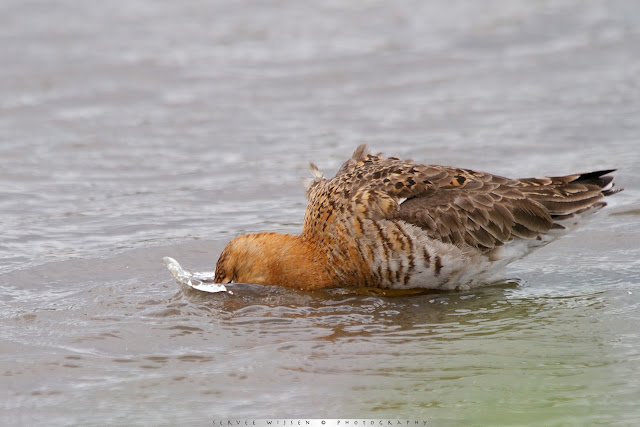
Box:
left=2, top=1, right=640, bottom=425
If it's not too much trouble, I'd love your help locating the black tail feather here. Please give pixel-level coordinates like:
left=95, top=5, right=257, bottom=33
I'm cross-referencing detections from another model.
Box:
left=575, top=169, right=622, bottom=196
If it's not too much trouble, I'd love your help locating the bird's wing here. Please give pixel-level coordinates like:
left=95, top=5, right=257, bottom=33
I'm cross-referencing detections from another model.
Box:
left=303, top=144, right=616, bottom=251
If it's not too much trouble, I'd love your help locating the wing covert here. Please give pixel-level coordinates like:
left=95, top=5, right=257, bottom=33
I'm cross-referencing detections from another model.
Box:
left=302, top=144, right=612, bottom=252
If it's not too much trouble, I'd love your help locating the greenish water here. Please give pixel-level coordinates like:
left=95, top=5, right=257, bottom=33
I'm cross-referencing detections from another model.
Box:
left=2, top=0, right=640, bottom=425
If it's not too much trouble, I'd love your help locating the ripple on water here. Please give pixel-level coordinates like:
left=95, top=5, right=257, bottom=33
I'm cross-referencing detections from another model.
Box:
left=1, top=0, right=639, bottom=422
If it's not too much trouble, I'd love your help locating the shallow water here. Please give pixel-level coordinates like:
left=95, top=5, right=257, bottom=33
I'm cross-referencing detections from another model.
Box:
left=2, top=0, right=640, bottom=425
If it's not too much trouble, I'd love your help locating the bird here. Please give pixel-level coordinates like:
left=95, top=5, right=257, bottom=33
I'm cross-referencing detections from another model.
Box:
left=214, top=144, right=621, bottom=290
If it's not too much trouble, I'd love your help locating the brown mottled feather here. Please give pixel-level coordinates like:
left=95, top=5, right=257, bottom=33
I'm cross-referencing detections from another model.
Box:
left=304, top=144, right=621, bottom=253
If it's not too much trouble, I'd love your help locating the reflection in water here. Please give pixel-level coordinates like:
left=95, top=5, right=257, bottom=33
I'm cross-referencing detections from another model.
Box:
left=154, top=279, right=619, bottom=422
left=175, top=278, right=606, bottom=347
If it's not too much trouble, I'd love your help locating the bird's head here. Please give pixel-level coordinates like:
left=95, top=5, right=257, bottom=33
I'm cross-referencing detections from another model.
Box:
left=214, top=232, right=330, bottom=288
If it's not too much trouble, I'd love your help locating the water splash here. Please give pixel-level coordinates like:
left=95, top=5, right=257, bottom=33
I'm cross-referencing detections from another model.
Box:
left=162, top=257, right=229, bottom=293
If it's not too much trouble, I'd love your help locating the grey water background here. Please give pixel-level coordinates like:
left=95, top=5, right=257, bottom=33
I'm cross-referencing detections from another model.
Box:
left=2, top=0, right=640, bottom=424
